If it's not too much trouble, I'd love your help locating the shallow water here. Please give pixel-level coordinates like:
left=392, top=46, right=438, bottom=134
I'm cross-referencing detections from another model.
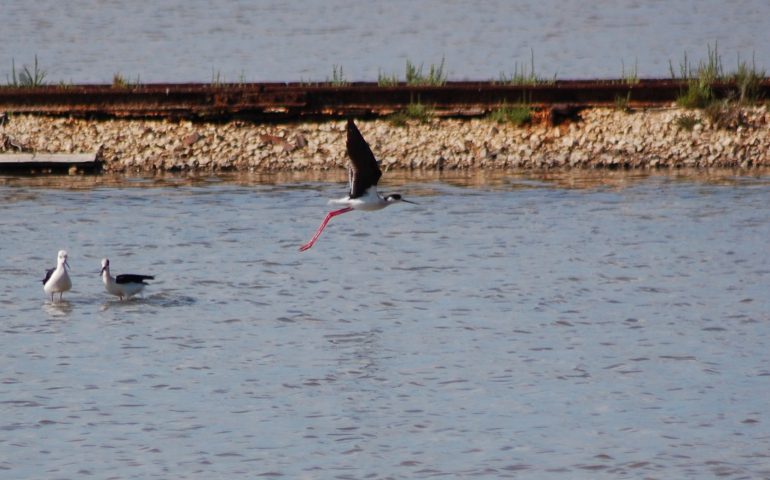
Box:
left=2, top=0, right=769, bottom=83
left=1, top=171, right=769, bottom=479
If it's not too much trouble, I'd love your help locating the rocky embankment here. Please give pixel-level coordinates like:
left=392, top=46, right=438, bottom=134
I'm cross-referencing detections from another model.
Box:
left=1, top=106, right=768, bottom=172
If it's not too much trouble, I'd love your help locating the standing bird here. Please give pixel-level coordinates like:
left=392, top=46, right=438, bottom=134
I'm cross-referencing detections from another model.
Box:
left=42, top=250, right=72, bottom=302
left=100, top=258, right=154, bottom=300
left=299, top=119, right=416, bottom=251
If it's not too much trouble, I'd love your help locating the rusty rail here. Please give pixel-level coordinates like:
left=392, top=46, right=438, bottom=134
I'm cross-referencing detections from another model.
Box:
left=1, top=79, right=768, bottom=120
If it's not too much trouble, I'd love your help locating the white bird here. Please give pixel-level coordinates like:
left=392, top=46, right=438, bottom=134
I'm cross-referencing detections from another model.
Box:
left=299, top=119, right=416, bottom=251
left=42, top=250, right=72, bottom=302
left=100, top=258, right=154, bottom=300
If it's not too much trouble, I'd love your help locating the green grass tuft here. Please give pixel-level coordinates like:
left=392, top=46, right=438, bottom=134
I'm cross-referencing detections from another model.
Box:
left=404, top=101, right=431, bottom=121
left=732, top=53, right=766, bottom=103
left=499, top=49, right=555, bottom=86
left=388, top=97, right=432, bottom=125
left=211, top=69, right=225, bottom=87
left=621, top=58, right=639, bottom=85
left=674, top=114, right=699, bottom=131
left=673, top=42, right=725, bottom=108
left=676, top=83, right=712, bottom=108
left=113, top=73, right=128, bottom=88
left=328, top=64, right=350, bottom=86
left=703, top=100, right=748, bottom=130
left=112, top=72, right=141, bottom=88
left=7, top=55, right=47, bottom=87
left=487, top=102, right=532, bottom=126
left=377, top=69, right=399, bottom=87
left=405, top=57, right=447, bottom=86
left=614, top=92, right=632, bottom=111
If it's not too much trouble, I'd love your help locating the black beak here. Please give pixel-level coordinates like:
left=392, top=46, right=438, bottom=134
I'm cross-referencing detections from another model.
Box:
left=402, top=199, right=418, bottom=205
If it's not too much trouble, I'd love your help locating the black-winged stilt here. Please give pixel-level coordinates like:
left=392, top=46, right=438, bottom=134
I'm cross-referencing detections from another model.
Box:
left=100, top=258, right=154, bottom=300
left=299, top=119, right=416, bottom=251
left=42, top=250, right=72, bottom=302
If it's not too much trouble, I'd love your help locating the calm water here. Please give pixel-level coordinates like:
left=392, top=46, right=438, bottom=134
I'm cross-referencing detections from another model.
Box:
left=1, top=171, right=769, bottom=479
left=2, top=0, right=770, bottom=83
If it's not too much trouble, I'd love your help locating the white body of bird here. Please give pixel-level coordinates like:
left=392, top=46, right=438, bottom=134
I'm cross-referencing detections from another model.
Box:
left=329, top=187, right=389, bottom=211
left=100, top=258, right=154, bottom=300
left=43, top=250, right=72, bottom=302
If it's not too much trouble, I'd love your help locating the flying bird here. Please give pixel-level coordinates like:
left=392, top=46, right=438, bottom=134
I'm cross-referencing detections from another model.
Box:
left=43, top=250, right=72, bottom=302
left=299, top=119, right=416, bottom=251
left=100, top=258, right=154, bottom=300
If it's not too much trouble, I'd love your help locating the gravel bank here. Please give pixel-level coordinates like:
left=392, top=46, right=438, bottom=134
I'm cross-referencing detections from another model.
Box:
left=1, top=107, right=768, bottom=172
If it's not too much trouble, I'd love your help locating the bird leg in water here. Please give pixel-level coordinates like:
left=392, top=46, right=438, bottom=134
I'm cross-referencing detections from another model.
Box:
left=299, top=207, right=353, bottom=251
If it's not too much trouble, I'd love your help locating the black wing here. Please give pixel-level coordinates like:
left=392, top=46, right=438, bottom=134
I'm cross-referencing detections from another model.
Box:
left=116, top=274, right=154, bottom=284
left=42, top=268, right=55, bottom=285
left=346, top=119, right=382, bottom=198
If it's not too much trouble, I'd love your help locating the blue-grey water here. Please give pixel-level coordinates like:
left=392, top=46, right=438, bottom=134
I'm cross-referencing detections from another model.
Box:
left=1, top=171, right=769, bottom=479
left=2, top=0, right=769, bottom=83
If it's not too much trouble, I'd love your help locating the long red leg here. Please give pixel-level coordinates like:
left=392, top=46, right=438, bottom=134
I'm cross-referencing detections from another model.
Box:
left=299, top=207, right=353, bottom=251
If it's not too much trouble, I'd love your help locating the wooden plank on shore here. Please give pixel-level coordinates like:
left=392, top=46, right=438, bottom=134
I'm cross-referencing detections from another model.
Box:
left=0, top=152, right=97, bottom=165
left=0, top=152, right=99, bottom=172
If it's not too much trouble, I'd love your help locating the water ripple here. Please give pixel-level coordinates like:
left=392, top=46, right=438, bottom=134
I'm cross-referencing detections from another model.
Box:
left=0, top=172, right=769, bottom=478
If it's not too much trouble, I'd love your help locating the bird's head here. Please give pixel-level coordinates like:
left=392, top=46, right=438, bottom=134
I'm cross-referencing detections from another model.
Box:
left=100, top=258, right=110, bottom=275
left=58, top=250, right=70, bottom=270
left=384, top=193, right=417, bottom=205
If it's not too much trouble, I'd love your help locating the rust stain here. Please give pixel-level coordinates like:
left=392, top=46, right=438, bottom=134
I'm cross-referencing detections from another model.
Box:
left=0, top=80, right=767, bottom=120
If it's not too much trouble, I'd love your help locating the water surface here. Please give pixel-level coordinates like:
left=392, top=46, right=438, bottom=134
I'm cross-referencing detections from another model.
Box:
left=2, top=0, right=769, bottom=83
left=1, top=171, right=769, bottom=479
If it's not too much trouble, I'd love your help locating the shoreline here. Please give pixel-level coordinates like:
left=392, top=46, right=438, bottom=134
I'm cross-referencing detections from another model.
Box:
left=1, top=106, right=768, bottom=173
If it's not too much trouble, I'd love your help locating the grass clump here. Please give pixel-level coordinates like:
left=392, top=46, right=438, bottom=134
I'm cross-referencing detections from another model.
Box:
left=672, top=43, right=767, bottom=109
left=672, top=43, right=723, bottom=108
left=7, top=55, right=47, bottom=87
left=732, top=53, right=765, bottom=103
left=405, top=57, right=447, bottom=86
left=621, top=58, right=639, bottom=85
left=328, top=64, right=350, bottom=86
left=210, top=69, right=226, bottom=87
left=674, top=114, right=700, bottom=131
left=703, top=100, right=748, bottom=130
left=677, top=83, right=713, bottom=109
left=388, top=97, right=432, bottom=125
left=112, top=72, right=141, bottom=88
left=376, top=58, right=447, bottom=87
left=405, top=101, right=431, bottom=120
left=499, top=49, right=555, bottom=85
left=487, top=102, right=532, bottom=126
left=614, top=92, right=632, bottom=112
left=377, top=70, right=400, bottom=87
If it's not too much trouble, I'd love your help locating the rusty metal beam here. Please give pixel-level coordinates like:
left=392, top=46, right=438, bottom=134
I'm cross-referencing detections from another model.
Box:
left=0, top=79, right=768, bottom=120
